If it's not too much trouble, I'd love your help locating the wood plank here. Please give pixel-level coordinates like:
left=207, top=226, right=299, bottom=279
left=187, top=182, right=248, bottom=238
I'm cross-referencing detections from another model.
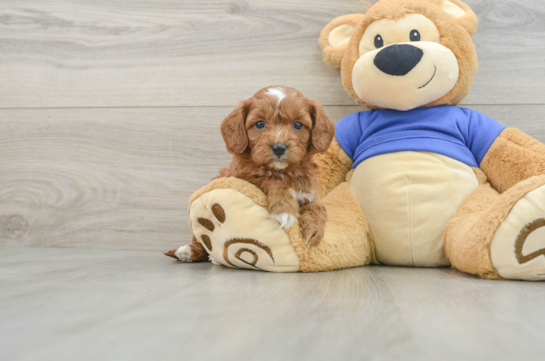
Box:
left=1, top=105, right=544, bottom=251
left=1, top=247, right=544, bottom=361
left=0, top=0, right=544, bottom=108
left=0, top=106, right=232, bottom=251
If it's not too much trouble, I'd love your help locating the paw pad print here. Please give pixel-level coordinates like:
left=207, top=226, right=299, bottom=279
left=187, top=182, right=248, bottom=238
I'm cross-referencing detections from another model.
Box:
left=491, top=184, right=545, bottom=280
left=193, top=203, right=275, bottom=269
left=189, top=189, right=300, bottom=272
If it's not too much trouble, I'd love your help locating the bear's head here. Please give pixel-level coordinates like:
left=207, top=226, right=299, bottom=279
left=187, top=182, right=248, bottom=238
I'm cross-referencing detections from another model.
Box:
left=320, top=0, right=479, bottom=111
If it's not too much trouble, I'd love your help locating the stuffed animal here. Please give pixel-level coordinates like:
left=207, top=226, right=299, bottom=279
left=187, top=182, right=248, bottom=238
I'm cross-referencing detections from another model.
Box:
left=170, top=0, right=545, bottom=280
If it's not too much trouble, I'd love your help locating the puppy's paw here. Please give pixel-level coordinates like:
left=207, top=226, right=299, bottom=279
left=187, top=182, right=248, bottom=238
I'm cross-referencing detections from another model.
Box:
left=299, top=205, right=327, bottom=247
left=302, top=222, right=325, bottom=247
left=305, top=230, right=324, bottom=247
left=175, top=245, right=193, bottom=262
left=271, top=213, right=296, bottom=229
left=164, top=245, right=192, bottom=262
left=209, top=254, right=221, bottom=266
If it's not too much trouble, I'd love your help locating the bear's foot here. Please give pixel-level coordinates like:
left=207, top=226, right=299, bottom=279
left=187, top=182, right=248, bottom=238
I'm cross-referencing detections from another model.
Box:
left=188, top=189, right=300, bottom=272
left=491, top=183, right=545, bottom=280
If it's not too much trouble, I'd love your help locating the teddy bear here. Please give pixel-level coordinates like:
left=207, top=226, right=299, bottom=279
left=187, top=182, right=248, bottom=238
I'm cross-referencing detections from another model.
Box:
left=168, top=0, right=545, bottom=281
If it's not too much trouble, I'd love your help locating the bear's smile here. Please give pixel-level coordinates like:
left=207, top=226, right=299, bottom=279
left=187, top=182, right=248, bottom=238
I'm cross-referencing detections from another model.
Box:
left=349, top=13, right=461, bottom=111
left=418, top=65, right=437, bottom=89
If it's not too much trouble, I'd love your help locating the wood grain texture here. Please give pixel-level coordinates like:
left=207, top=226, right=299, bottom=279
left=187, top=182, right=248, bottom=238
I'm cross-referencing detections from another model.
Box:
left=1, top=105, right=544, bottom=251
left=0, top=106, right=231, bottom=251
left=1, top=1, right=544, bottom=358
left=0, top=247, right=544, bottom=361
left=0, top=0, right=544, bottom=108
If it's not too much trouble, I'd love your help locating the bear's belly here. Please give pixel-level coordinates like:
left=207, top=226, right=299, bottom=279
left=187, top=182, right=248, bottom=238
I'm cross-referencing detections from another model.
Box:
left=350, top=151, right=479, bottom=267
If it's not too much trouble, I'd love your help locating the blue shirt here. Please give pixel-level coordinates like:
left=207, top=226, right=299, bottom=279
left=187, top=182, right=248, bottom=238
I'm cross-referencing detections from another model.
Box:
left=335, top=105, right=506, bottom=168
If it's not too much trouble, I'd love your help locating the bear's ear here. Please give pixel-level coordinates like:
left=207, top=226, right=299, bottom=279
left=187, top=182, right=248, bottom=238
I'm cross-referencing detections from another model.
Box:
left=319, top=14, right=365, bottom=68
left=431, top=0, right=479, bottom=36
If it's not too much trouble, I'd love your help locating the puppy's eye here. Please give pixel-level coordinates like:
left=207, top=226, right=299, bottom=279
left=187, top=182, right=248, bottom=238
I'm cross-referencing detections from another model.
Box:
left=293, top=122, right=303, bottom=131
left=374, top=34, right=384, bottom=49
left=410, top=30, right=421, bottom=42
left=255, top=121, right=266, bottom=129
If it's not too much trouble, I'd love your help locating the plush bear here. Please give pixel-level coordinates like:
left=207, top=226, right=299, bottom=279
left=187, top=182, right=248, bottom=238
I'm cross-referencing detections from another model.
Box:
left=169, top=0, right=545, bottom=280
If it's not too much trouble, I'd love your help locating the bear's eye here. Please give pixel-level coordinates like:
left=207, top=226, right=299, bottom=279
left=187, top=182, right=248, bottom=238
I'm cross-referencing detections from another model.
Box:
left=293, top=122, right=303, bottom=131
left=410, top=30, right=421, bottom=42
left=374, top=34, right=384, bottom=49
left=255, top=121, right=266, bottom=129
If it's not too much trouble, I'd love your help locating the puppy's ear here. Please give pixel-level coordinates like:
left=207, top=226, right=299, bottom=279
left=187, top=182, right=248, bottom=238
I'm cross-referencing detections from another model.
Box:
left=221, top=101, right=249, bottom=154
left=320, top=14, right=365, bottom=68
left=308, top=99, right=335, bottom=154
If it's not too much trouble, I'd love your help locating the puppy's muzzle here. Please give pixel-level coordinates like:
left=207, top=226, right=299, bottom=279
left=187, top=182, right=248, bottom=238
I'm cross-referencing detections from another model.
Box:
left=271, top=143, right=287, bottom=158
left=374, top=44, right=424, bottom=76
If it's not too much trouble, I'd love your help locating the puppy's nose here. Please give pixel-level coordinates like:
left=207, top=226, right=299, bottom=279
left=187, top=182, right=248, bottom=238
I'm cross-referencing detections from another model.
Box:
left=374, top=44, right=423, bottom=76
left=271, top=143, right=287, bottom=157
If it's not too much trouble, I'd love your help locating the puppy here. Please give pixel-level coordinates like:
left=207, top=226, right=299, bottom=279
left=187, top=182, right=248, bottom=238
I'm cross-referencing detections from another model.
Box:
left=171, top=86, right=335, bottom=262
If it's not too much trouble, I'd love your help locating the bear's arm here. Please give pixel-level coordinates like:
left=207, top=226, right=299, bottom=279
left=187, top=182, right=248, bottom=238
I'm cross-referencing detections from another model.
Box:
left=313, top=139, right=353, bottom=198
left=480, top=128, right=545, bottom=193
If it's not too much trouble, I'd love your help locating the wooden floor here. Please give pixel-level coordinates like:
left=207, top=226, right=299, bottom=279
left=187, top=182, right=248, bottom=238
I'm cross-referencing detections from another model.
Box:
left=1, top=0, right=545, bottom=360
left=1, top=247, right=545, bottom=361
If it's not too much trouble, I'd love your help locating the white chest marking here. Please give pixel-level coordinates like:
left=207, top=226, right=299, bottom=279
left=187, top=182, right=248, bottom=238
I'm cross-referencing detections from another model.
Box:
left=267, top=87, right=286, bottom=105
left=290, top=189, right=315, bottom=204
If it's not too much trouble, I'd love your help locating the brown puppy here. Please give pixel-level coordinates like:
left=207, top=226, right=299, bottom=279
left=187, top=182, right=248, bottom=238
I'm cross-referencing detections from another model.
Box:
left=169, top=86, right=335, bottom=262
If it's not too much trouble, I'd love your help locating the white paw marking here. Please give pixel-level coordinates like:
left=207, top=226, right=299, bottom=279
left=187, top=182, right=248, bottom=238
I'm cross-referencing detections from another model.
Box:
left=209, top=254, right=221, bottom=265
left=272, top=213, right=296, bottom=229
left=290, top=189, right=315, bottom=204
left=266, top=87, right=286, bottom=105
left=175, top=245, right=192, bottom=262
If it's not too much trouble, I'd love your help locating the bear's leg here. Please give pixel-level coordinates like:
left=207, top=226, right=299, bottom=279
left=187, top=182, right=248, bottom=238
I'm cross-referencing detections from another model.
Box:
left=177, top=177, right=375, bottom=272
left=445, top=175, right=545, bottom=280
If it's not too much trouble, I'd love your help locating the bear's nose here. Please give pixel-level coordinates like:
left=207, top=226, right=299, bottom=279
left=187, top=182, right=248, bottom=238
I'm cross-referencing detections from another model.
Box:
left=271, top=143, right=287, bottom=157
left=374, top=44, right=424, bottom=76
